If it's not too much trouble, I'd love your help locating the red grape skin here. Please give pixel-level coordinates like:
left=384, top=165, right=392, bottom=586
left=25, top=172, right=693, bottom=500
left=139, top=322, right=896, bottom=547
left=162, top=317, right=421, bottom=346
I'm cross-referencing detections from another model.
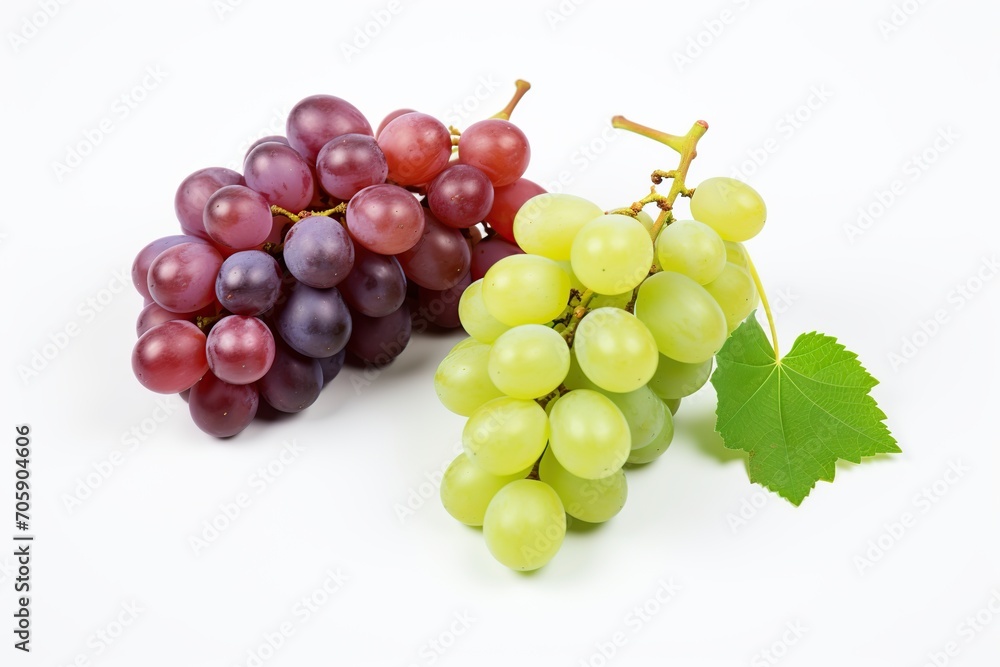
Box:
left=147, top=242, right=224, bottom=313
left=315, top=134, right=388, bottom=200
left=203, top=185, right=273, bottom=250
left=470, top=236, right=524, bottom=281
left=286, top=95, right=373, bottom=163
left=174, top=168, right=245, bottom=239
left=189, top=372, right=259, bottom=437
left=132, top=320, right=208, bottom=393
left=376, top=113, right=452, bottom=186
left=205, top=315, right=276, bottom=384
left=458, top=119, right=530, bottom=187
left=375, top=109, right=415, bottom=138
left=244, top=135, right=289, bottom=160
left=395, top=209, right=471, bottom=291
left=345, top=184, right=426, bottom=255
left=131, top=235, right=210, bottom=300
left=426, top=164, right=494, bottom=228
left=136, top=302, right=212, bottom=337
left=485, top=177, right=546, bottom=243
left=244, top=142, right=315, bottom=212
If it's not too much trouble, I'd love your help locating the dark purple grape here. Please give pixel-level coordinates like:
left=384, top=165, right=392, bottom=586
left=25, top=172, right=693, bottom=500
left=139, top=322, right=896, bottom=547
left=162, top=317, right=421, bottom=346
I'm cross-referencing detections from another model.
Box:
left=258, top=344, right=323, bottom=413
left=319, top=349, right=347, bottom=385
left=286, top=95, right=372, bottom=163
left=470, top=236, right=524, bottom=281
left=215, top=251, right=283, bottom=316
left=276, top=284, right=352, bottom=358
left=244, top=142, right=315, bottom=212
left=189, top=372, right=259, bottom=437
left=316, top=134, right=388, bottom=200
left=396, top=210, right=471, bottom=291
left=418, top=270, right=471, bottom=329
left=427, top=164, right=494, bottom=228
left=175, top=168, right=244, bottom=239
left=282, top=216, right=355, bottom=289
left=347, top=304, right=412, bottom=367
left=337, top=245, right=407, bottom=318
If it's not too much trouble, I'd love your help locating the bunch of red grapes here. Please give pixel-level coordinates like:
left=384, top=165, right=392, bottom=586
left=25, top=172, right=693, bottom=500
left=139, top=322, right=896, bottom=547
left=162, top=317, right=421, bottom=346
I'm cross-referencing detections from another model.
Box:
left=131, top=85, right=543, bottom=437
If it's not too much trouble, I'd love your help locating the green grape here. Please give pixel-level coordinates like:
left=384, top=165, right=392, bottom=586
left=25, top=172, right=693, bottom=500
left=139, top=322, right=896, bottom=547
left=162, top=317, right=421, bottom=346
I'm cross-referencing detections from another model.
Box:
left=563, top=348, right=599, bottom=391
left=447, top=336, right=481, bottom=355
left=601, top=385, right=666, bottom=450
left=648, top=354, right=713, bottom=400
left=549, top=389, right=631, bottom=479
left=574, top=307, right=658, bottom=393
left=654, top=219, right=726, bottom=285
left=635, top=209, right=656, bottom=233
left=589, top=291, right=632, bottom=310
left=459, top=279, right=510, bottom=343
left=626, top=409, right=674, bottom=465
left=513, top=193, right=604, bottom=261
left=703, top=262, right=758, bottom=332
left=434, top=342, right=505, bottom=416
left=556, top=260, right=587, bottom=293
left=440, top=453, right=531, bottom=526
left=488, top=324, right=570, bottom=399
left=483, top=479, right=566, bottom=571
left=690, top=177, right=767, bottom=242
left=634, top=271, right=727, bottom=364
left=663, top=397, right=681, bottom=415
left=463, top=396, right=549, bottom=475
left=539, top=448, right=627, bottom=523
left=723, top=240, right=750, bottom=269
left=482, top=254, right=571, bottom=326
left=570, top=214, right=654, bottom=295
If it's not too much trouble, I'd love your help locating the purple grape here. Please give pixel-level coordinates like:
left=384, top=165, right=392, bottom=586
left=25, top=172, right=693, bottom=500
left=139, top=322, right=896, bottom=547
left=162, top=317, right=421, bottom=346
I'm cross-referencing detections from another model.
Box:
left=189, top=372, right=259, bottom=437
left=337, top=245, right=406, bottom=318
left=396, top=209, right=471, bottom=290
left=259, top=344, right=323, bottom=413
left=347, top=304, right=412, bottom=367
left=245, top=135, right=289, bottom=160
left=215, top=250, right=283, bottom=316
left=286, top=95, right=372, bottom=163
left=282, top=216, right=355, bottom=289
left=315, top=133, right=388, bottom=200
left=276, top=284, right=352, bottom=358
left=427, top=164, right=494, bottom=228
left=418, top=270, right=471, bottom=329
left=244, top=142, right=315, bottom=212
left=319, top=349, right=347, bottom=385
left=174, top=168, right=244, bottom=239
left=470, top=236, right=523, bottom=281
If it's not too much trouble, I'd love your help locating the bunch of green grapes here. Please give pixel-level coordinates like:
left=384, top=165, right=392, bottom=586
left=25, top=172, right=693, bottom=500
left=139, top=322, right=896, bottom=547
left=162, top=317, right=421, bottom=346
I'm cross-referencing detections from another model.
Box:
left=434, top=176, right=766, bottom=571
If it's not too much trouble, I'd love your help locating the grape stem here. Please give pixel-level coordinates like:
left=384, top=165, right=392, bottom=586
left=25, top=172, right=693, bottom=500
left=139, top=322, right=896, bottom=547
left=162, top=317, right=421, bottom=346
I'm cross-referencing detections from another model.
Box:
left=561, top=289, right=595, bottom=345
left=270, top=202, right=347, bottom=223
left=491, top=79, right=531, bottom=121
left=745, top=253, right=781, bottom=362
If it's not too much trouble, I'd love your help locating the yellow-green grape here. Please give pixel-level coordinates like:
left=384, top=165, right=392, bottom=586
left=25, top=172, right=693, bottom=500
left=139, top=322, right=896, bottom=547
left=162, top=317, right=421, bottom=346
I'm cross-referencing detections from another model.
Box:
left=459, top=279, right=509, bottom=343
left=724, top=240, right=750, bottom=269
left=690, top=177, right=767, bottom=242
left=703, top=262, right=758, bottom=333
left=570, top=214, right=654, bottom=295
left=648, top=354, right=713, bottom=400
left=563, top=348, right=599, bottom=391
left=549, top=389, right=631, bottom=479
left=635, top=209, right=656, bottom=233
left=634, top=271, right=727, bottom=364
left=574, top=307, right=658, bottom=393
left=513, top=193, right=604, bottom=261
left=463, top=396, right=549, bottom=475
left=655, top=219, right=727, bottom=285
left=663, top=398, right=681, bottom=415
left=601, top=385, right=666, bottom=450
left=447, top=336, right=481, bottom=355
left=556, top=260, right=587, bottom=293
left=483, top=479, right=566, bottom=571
left=440, top=453, right=531, bottom=526
left=539, top=448, right=627, bottom=523
left=626, top=409, right=674, bottom=465
left=434, top=342, right=505, bottom=416
left=482, top=254, right=571, bottom=326
left=488, top=324, right=570, bottom=399
left=589, top=291, right=632, bottom=310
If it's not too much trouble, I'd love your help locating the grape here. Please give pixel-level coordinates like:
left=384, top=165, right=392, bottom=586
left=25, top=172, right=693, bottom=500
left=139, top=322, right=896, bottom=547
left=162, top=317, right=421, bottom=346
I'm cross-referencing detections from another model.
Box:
left=485, top=177, right=546, bottom=243
left=147, top=242, right=223, bottom=313
left=426, top=164, right=494, bottom=228
left=315, top=133, right=388, bottom=200
left=417, top=271, right=470, bottom=329
left=396, top=210, right=471, bottom=290
left=433, top=341, right=505, bottom=416
left=562, top=348, right=599, bottom=391
left=570, top=214, right=654, bottom=295
left=131, top=235, right=210, bottom=300
left=724, top=240, right=750, bottom=269
left=635, top=209, right=656, bottom=233
left=483, top=479, right=565, bottom=571
left=244, top=135, right=289, bottom=158
left=376, top=112, right=452, bottom=186
left=702, top=262, right=758, bottom=332
left=440, top=453, right=531, bottom=526
left=258, top=343, right=323, bottom=413
left=283, top=216, right=355, bottom=288
left=265, top=215, right=291, bottom=245
left=203, top=185, right=273, bottom=250
left=243, top=141, right=315, bottom=212
left=664, top=398, right=681, bottom=415
left=648, top=355, right=713, bottom=400
left=481, top=254, right=570, bottom=326
left=174, top=167, right=244, bottom=239
left=276, top=284, right=352, bottom=358
left=188, top=372, right=259, bottom=438
left=345, top=184, right=425, bottom=255
left=458, top=119, right=530, bottom=187
left=626, top=411, right=674, bottom=465
left=215, top=250, right=283, bottom=316
left=319, top=349, right=346, bottom=385
left=346, top=304, right=411, bottom=367
left=469, top=236, right=523, bottom=282
left=655, top=219, right=726, bottom=285
left=588, top=291, right=631, bottom=310
left=131, top=320, right=208, bottom=393
left=548, top=389, right=630, bottom=479
left=458, top=279, right=509, bottom=343
left=634, top=271, right=727, bottom=364
left=488, top=324, right=570, bottom=399
left=463, top=396, right=549, bottom=475
left=513, top=193, right=603, bottom=261
left=690, top=176, right=767, bottom=242
left=539, top=448, right=627, bottom=523
left=286, top=94, right=373, bottom=163
left=375, top=108, right=416, bottom=138
left=337, top=245, right=406, bottom=317
left=573, top=307, right=658, bottom=393
left=136, top=302, right=204, bottom=337
left=601, top=385, right=666, bottom=450
left=205, top=315, right=276, bottom=384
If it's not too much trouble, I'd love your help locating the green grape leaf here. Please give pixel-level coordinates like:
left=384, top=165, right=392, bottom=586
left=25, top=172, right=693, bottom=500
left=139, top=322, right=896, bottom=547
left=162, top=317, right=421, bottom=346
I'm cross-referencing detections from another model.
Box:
left=710, top=315, right=899, bottom=505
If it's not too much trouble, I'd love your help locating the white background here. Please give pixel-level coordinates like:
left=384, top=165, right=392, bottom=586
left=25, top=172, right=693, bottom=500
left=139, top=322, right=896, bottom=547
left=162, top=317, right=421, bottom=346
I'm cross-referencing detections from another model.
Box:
left=2, top=0, right=999, bottom=665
